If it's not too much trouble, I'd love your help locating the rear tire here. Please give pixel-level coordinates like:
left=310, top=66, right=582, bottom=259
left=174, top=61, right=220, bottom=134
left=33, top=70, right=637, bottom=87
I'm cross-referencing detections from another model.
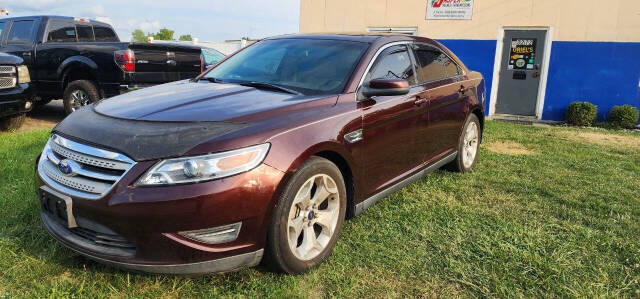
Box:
left=0, top=113, right=26, bottom=131
left=447, top=114, right=481, bottom=172
left=63, top=80, right=100, bottom=115
left=264, top=156, right=347, bottom=274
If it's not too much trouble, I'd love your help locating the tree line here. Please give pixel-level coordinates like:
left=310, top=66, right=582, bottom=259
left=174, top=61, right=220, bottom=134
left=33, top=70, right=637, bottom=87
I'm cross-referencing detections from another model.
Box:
left=131, top=28, right=193, bottom=42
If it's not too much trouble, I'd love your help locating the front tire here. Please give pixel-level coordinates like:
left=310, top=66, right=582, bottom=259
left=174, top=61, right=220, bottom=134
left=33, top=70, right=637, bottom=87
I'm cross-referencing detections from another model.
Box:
left=0, top=113, right=26, bottom=131
left=264, top=156, right=347, bottom=274
left=447, top=114, right=481, bottom=172
left=63, top=80, right=100, bottom=115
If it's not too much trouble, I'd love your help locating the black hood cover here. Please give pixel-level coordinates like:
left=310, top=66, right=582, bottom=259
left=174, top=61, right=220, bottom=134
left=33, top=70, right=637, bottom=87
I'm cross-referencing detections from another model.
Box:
left=52, top=106, right=248, bottom=161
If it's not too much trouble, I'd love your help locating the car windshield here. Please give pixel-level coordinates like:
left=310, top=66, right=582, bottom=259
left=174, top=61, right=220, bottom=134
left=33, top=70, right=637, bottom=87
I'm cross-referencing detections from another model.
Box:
left=203, top=39, right=369, bottom=95
left=202, top=48, right=225, bottom=65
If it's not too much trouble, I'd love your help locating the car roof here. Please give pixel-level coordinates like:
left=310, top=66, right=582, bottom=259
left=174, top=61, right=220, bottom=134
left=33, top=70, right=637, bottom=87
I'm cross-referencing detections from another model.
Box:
left=265, top=33, right=421, bottom=43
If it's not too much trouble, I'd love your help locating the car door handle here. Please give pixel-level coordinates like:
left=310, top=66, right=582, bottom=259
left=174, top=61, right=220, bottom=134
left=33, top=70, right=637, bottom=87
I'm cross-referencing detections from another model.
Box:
left=22, top=52, right=31, bottom=57
left=414, top=98, right=427, bottom=106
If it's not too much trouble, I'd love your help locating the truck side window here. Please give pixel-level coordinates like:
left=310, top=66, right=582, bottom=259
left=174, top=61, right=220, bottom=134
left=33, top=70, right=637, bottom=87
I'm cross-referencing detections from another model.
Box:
left=93, top=26, right=118, bottom=42
left=8, top=20, right=34, bottom=43
left=0, top=22, right=4, bottom=37
left=76, top=24, right=94, bottom=42
left=47, top=20, right=77, bottom=43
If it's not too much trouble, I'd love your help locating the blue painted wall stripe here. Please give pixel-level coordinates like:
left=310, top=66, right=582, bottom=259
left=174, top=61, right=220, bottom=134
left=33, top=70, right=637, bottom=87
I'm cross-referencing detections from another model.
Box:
left=438, top=39, right=640, bottom=123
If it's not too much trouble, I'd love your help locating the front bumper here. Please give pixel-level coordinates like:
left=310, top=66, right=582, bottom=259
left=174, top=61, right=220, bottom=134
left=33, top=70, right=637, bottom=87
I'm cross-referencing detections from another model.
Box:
left=41, top=212, right=263, bottom=274
left=35, top=159, right=286, bottom=274
left=0, top=83, right=33, bottom=117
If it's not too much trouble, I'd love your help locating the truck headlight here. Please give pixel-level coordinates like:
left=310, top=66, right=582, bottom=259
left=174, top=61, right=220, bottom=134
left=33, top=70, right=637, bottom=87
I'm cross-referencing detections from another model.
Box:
left=17, top=65, right=30, bottom=83
left=136, top=143, right=270, bottom=186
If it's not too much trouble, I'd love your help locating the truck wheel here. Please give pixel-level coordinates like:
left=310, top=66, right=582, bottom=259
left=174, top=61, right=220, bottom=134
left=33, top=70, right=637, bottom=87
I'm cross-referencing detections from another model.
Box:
left=0, top=113, right=26, bottom=131
left=63, top=80, right=100, bottom=115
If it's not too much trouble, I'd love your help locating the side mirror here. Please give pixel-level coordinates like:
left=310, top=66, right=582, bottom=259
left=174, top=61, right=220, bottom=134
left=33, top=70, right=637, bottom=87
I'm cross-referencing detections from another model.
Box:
left=358, top=78, right=410, bottom=100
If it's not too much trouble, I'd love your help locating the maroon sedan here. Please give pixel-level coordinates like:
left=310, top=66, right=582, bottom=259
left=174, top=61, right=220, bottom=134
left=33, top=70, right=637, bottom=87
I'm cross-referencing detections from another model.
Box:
left=35, top=34, right=485, bottom=274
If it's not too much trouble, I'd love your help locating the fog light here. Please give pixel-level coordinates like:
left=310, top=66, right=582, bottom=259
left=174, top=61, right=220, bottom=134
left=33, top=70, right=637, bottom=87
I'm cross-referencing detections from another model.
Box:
left=177, top=222, right=241, bottom=244
left=24, top=101, right=32, bottom=109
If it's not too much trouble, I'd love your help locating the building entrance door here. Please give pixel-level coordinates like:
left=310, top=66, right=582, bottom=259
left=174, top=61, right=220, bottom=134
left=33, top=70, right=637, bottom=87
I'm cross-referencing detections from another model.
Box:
left=495, top=29, right=547, bottom=116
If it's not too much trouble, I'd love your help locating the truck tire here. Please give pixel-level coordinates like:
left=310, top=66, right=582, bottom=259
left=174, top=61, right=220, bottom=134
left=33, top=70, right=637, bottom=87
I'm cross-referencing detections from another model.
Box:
left=63, top=80, right=100, bottom=115
left=0, top=113, right=26, bottom=131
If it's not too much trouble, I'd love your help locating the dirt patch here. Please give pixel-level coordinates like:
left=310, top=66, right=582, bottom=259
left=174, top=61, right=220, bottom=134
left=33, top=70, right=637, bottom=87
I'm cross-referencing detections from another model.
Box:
left=562, top=131, right=640, bottom=149
left=485, top=141, right=536, bottom=155
left=17, top=116, right=57, bottom=133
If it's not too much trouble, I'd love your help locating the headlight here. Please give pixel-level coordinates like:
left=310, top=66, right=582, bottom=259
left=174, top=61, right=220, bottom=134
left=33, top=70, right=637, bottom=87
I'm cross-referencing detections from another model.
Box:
left=17, top=65, right=30, bottom=83
left=136, top=143, right=270, bottom=186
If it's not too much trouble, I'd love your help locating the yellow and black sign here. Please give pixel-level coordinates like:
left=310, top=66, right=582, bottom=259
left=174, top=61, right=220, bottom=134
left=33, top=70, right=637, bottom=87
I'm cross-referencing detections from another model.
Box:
left=507, top=38, right=537, bottom=70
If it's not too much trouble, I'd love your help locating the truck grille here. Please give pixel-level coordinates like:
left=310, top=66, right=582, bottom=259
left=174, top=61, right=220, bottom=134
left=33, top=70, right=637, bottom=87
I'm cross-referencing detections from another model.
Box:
left=0, top=66, right=17, bottom=90
left=37, top=134, right=136, bottom=200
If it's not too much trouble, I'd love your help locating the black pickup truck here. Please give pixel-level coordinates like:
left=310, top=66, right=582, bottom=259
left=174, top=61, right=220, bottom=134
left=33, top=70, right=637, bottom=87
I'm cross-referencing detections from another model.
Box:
left=0, top=15, right=203, bottom=114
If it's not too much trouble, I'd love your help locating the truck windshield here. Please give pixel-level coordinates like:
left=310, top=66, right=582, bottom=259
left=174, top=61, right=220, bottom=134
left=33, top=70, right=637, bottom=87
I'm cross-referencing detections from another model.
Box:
left=203, top=39, right=368, bottom=95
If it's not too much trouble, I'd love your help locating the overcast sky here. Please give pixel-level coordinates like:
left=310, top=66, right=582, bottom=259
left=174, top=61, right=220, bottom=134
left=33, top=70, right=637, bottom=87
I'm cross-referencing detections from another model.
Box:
left=1, top=0, right=300, bottom=42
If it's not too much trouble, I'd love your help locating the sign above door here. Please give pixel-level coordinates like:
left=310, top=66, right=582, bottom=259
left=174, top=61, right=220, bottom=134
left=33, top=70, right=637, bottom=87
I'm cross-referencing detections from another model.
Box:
left=426, top=0, right=474, bottom=20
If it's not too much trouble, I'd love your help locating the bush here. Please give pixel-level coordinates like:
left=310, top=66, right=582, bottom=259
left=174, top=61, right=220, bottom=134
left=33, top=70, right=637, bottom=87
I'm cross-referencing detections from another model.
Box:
left=608, top=105, right=639, bottom=129
left=567, top=102, right=597, bottom=126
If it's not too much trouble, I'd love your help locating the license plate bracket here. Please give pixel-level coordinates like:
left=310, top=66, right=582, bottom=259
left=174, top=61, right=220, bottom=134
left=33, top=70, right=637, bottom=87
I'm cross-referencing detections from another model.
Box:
left=39, top=185, right=77, bottom=228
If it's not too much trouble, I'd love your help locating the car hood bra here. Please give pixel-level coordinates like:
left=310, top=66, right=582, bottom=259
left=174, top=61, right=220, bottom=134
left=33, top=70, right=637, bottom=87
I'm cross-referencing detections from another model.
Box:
left=54, top=80, right=328, bottom=161
left=53, top=107, right=249, bottom=161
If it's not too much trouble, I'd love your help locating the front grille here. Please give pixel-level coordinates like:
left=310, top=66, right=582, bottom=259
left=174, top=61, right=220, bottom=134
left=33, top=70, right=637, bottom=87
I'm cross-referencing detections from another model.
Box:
left=37, top=134, right=136, bottom=200
left=0, top=65, right=16, bottom=90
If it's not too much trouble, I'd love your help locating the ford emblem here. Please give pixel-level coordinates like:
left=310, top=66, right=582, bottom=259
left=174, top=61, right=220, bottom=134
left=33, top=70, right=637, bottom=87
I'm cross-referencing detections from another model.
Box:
left=58, top=159, right=77, bottom=176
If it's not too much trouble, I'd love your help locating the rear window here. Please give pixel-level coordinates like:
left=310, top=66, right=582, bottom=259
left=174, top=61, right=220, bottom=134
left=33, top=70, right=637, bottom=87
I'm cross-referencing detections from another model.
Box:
left=93, top=25, right=118, bottom=42
left=47, top=20, right=77, bottom=43
left=8, top=20, right=34, bottom=43
left=76, top=24, right=94, bottom=42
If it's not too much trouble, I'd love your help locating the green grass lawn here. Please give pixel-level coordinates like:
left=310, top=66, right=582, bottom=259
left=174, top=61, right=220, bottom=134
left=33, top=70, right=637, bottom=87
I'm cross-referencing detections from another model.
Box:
left=0, top=121, right=639, bottom=298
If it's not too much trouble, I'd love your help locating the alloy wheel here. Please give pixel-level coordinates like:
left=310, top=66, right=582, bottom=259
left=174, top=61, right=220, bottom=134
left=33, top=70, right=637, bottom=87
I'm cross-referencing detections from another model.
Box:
left=287, top=173, right=340, bottom=261
left=70, top=89, right=90, bottom=111
left=462, top=121, right=479, bottom=168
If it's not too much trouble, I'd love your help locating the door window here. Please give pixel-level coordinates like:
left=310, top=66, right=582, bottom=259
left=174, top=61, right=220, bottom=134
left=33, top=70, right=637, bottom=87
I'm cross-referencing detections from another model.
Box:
left=365, top=45, right=416, bottom=84
left=46, top=20, right=77, bottom=42
left=76, top=24, right=94, bottom=42
left=93, top=26, right=118, bottom=42
left=412, top=44, right=460, bottom=83
left=7, top=20, right=34, bottom=43
left=0, top=23, right=4, bottom=37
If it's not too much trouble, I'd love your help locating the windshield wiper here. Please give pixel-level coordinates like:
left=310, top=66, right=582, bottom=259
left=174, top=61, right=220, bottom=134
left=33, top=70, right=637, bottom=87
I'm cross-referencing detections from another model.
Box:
left=236, top=81, right=302, bottom=95
left=199, top=77, right=224, bottom=83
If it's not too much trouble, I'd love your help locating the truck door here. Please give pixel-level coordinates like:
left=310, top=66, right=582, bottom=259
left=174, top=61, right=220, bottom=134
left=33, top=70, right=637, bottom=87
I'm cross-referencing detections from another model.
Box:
left=2, top=19, right=37, bottom=66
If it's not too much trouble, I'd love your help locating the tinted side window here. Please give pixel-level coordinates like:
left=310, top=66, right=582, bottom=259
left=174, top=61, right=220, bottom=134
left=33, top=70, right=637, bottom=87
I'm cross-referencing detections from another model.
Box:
left=0, top=23, right=4, bottom=37
left=365, top=45, right=416, bottom=84
left=93, top=25, right=118, bottom=42
left=413, top=44, right=460, bottom=83
left=47, top=20, right=77, bottom=42
left=8, top=20, right=34, bottom=43
left=76, top=24, right=94, bottom=42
